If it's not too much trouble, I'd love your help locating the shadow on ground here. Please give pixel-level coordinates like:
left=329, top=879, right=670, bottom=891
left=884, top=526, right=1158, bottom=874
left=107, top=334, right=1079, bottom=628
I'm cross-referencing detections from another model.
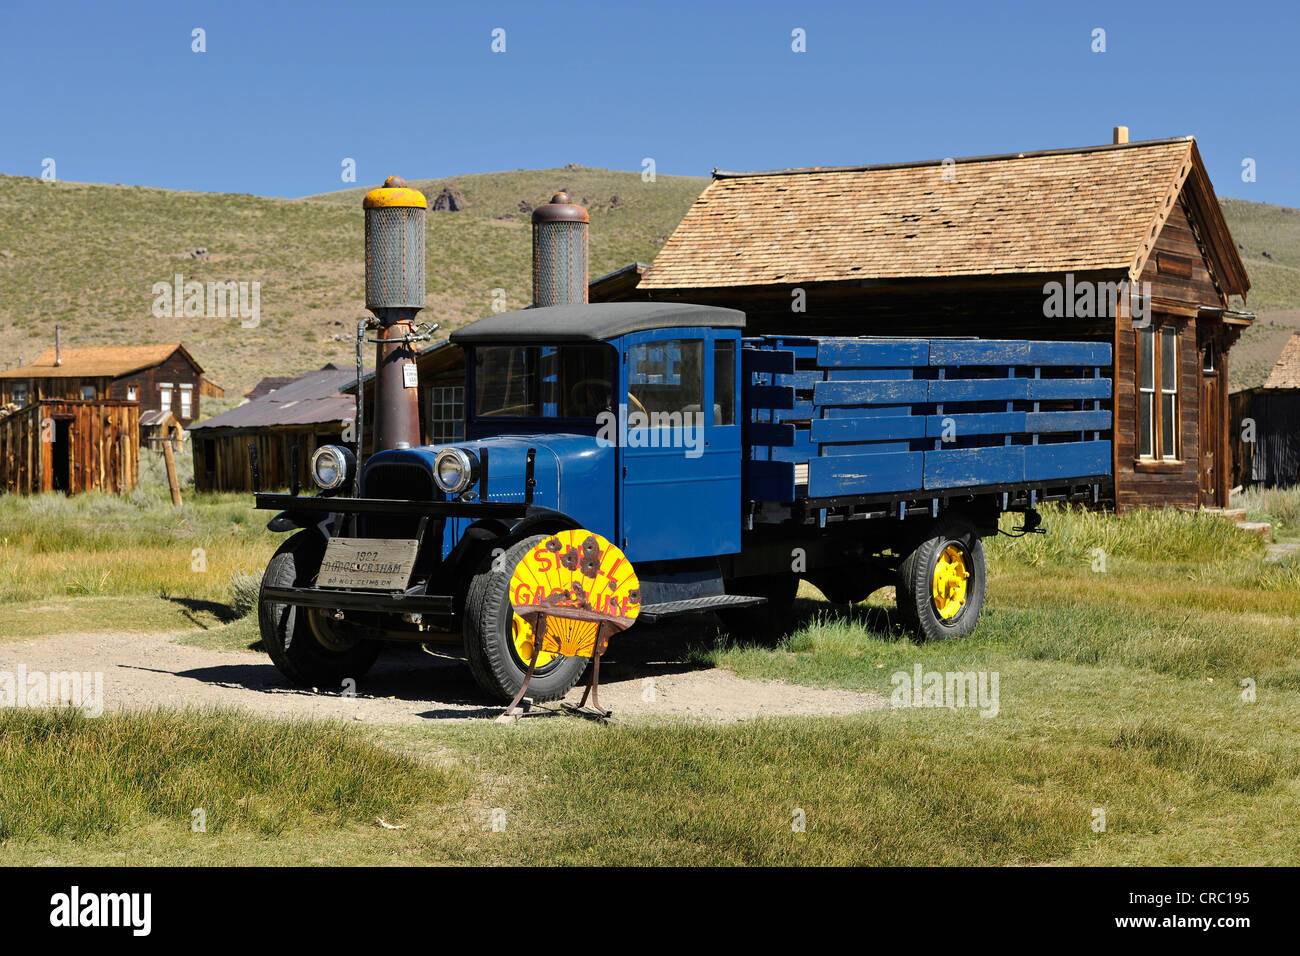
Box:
left=168, top=598, right=909, bottom=710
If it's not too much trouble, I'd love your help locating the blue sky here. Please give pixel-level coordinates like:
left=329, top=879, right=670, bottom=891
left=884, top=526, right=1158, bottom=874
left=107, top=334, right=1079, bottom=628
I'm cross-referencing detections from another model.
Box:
left=1, top=0, right=1297, bottom=205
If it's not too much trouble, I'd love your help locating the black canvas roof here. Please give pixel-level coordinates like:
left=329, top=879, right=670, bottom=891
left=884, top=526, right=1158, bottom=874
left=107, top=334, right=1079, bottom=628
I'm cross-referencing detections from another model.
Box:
left=449, top=303, right=745, bottom=345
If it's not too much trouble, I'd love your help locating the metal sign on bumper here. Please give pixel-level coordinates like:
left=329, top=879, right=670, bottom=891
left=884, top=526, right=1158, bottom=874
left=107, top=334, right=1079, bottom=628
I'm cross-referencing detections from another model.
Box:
left=317, top=537, right=419, bottom=590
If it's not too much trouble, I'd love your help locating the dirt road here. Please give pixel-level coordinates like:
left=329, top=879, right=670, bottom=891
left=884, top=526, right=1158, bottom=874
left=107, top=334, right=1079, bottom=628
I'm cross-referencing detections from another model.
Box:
left=0, top=627, right=887, bottom=725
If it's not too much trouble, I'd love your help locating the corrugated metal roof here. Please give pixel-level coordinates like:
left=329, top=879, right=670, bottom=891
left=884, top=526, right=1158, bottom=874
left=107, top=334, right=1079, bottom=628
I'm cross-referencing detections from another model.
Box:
left=0, top=343, right=200, bottom=379
left=189, top=367, right=356, bottom=431
left=640, top=138, right=1248, bottom=294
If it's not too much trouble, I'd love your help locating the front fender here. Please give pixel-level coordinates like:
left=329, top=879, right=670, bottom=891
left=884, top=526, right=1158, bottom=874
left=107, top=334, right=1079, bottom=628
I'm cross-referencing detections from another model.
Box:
left=266, top=509, right=334, bottom=535
left=443, top=508, right=584, bottom=577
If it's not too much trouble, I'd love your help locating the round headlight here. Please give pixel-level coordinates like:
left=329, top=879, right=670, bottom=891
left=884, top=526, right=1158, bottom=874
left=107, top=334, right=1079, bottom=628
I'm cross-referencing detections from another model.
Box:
left=433, top=447, right=476, bottom=494
left=311, top=444, right=354, bottom=491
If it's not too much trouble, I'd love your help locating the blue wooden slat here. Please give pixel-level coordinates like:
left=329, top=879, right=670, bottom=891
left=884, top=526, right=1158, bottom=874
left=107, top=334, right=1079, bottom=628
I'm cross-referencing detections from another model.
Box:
left=814, top=378, right=930, bottom=405
left=927, top=378, right=1029, bottom=402
left=774, top=400, right=815, bottom=420
left=820, top=440, right=917, bottom=456
left=767, top=432, right=815, bottom=461
left=1025, top=378, right=1112, bottom=400
left=816, top=339, right=930, bottom=368
left=776, top=370, right=826, bottom=389
left=808, top=451, right=924, bottom=498
left=742, top=348, right=795, bottom=374
left=826, top=366, right=916, bottom=381
left=1023, top=441, right=1110, bottom=481
left=746, top=384, right=794, bottom=410
left=930, top=340, right=1031, bottom=366
left=1024, top=410, right=1113, bottom=432
left=822, top=404, right=916, bottom=419
left=1025, top=341, right=1112, bottom=366
left=924, top=411, right=1027, bottom=438
left=811, top=415, right=927, bottom=443
left=923, top=445, right=1025, bottom=489
left=746, top=422, right=796, bottom=446
left=745, top=460, right=796, bottom=502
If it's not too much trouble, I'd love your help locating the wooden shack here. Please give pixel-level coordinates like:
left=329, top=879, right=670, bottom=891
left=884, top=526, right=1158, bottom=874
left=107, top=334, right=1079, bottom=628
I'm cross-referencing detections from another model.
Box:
left=0, top=399, right=139, bottom=494
left=1229, top=332, right=1300, bottom=488
left=189, top=366, right=358, bottom=492
left=595, top=133, right=1252, bottom=511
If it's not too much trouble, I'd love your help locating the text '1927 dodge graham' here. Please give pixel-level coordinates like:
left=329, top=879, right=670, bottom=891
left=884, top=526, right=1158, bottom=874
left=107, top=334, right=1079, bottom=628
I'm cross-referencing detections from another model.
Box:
left=252, top=178, right=1113, bottom=705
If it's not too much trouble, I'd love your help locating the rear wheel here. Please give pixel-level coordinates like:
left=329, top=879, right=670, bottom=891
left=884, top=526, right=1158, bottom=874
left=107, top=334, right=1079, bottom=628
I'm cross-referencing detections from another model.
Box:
left=895, top=513, right=987, bottom=641
left=258, top=532, right=382, bottom=687
left=718, top=573, right=800, bottom=643
left=463, top=535, right=588, bottom=703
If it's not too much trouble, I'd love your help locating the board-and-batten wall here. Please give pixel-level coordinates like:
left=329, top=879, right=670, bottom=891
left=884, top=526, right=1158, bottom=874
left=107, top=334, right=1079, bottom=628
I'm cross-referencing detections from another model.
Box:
left=0, top=400, right=140, bottom=494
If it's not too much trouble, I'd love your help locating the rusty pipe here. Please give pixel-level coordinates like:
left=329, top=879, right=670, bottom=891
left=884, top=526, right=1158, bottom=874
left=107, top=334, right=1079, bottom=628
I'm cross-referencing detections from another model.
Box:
left=371, top=313, right=421, bottom=452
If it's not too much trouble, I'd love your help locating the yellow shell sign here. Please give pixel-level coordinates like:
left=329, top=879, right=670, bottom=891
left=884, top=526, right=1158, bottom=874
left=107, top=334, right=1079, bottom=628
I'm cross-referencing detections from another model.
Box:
left=509, top=530, right=640, bottom=661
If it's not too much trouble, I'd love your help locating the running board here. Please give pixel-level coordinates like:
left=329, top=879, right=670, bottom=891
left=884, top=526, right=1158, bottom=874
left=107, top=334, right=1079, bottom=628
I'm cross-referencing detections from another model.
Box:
left=637, top=594, right=767, bottom=623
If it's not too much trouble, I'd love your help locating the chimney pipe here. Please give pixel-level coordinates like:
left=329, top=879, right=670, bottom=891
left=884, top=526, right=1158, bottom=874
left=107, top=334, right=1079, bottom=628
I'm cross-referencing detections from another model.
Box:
left=1113, top=126, right=1129, bottom=145
left=532, top=192, right=590, bottom=307
left=54, top=324, right=62, bottom=366
left=362, top=175, right=427, bottom=452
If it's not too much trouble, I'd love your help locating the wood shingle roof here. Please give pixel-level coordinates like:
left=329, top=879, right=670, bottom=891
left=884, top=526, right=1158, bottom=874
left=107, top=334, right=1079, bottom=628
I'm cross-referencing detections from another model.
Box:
left=640, top=138, right=1248, bottom=295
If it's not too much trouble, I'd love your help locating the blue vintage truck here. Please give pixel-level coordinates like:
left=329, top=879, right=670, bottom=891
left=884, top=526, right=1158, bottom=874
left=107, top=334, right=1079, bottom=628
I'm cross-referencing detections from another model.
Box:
left=254, top=300, right=1112, bottom=703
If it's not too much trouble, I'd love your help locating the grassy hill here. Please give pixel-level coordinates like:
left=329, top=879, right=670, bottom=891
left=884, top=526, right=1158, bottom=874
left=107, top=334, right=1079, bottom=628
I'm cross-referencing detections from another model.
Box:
left=0, top=168, right=707, bottom=403
left=0, top=171, right=1296, bottom=401
left=1220, top=198, right=1300, bottom=389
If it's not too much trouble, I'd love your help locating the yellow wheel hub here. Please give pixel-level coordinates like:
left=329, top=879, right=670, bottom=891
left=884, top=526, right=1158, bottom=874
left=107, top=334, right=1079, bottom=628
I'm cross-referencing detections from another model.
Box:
left=512, top=616, right=557, bottom=668
left=932, top=545, right=970, bottom=620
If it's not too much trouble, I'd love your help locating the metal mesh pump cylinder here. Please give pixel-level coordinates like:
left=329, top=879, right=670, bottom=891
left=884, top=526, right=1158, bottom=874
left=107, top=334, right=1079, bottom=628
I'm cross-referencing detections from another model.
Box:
left=532, top=192, right=589, bottom=307
left=365, top=205, right=426, bottom=310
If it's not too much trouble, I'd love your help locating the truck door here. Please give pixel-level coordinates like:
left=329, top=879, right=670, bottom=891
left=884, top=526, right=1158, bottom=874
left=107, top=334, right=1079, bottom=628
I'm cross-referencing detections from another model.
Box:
left=618, top=329, right=740, bottom=562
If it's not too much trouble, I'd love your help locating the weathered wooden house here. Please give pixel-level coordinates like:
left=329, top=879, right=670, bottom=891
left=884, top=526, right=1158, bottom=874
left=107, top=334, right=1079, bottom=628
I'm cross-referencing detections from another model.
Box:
left=0, top=400, right=139, bottom=494
left=189, top=365, right=358, bottom=492
left=594, top=133, right=1252, bottom=511
left=0, top=340, right=220, bottom=424
left=1229, top=332, right=1300, bottom=488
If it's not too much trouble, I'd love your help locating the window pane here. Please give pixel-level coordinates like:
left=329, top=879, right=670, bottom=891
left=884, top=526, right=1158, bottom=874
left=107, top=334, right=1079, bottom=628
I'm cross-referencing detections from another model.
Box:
left=1139, top=329, right=1154, bottom=390
left=628, top=339, right=704, bottom=420
left=1161, top=326, right=1177, bottom=393
left=475, top=346, right=612, bottom=419
left=1162, top=393, right=1177, bottom=458
left=1139, top=393, right=1154, bottom=459
left=714, top=340, right=735, bottom=426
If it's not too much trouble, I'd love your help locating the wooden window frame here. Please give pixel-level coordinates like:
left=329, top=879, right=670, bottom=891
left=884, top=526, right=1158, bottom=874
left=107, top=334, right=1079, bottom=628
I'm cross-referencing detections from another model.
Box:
left=1135, top=321, right=1181, bottom=468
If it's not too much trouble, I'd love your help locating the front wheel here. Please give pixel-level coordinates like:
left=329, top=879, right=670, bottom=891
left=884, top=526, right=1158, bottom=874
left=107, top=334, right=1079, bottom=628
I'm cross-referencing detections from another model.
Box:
left=462, top=535, right=589, bottom=703
left=258, top=532, right=382, bottom=687
left=895, top=513, right=987, bottom=641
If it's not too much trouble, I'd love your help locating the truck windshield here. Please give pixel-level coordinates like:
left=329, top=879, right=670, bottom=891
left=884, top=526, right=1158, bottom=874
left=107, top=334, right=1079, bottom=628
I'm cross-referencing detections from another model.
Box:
left=474, top=344, right=615, bottom=419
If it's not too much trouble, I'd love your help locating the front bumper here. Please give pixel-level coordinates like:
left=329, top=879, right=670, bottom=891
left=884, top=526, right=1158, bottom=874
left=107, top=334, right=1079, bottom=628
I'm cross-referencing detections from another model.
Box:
left=261, top=583, right=454, bottom=617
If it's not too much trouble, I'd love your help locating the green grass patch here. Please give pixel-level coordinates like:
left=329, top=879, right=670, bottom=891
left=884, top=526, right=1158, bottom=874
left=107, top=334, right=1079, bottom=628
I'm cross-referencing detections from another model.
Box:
left=0, top=708, right=466, bottom=842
